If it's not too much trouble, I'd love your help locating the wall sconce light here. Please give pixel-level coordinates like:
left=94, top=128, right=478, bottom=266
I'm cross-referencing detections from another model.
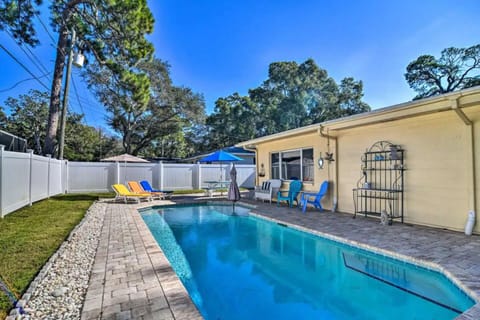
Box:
left=258, top=163, right=266, bottom=177
left=318, top=153, right=325, bottom=169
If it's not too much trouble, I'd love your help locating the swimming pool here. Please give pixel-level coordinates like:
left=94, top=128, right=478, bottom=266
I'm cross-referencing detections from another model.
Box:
left=141, top=204, right=475, bottom=320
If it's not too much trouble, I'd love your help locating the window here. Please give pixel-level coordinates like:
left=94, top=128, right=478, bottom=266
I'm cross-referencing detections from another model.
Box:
left=270, top=148, right=314, bottom=183
left=302, top=148, right=314, bottom=182
left=271, top=153, right=280, bottom=179
left=281, top=150, right=300, bottom=180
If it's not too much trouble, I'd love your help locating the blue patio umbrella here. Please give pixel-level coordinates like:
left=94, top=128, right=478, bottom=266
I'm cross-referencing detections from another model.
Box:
left=199, top=150, right=243, bottom=181
left=199, top=150, right=243, bottom=163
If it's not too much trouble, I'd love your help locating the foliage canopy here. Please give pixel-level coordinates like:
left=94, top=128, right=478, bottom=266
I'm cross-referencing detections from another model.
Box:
left=204, top=59, right=370, bottom=150
left=1, top=90, right=118, bottom=160
left=87, top=57, right=206, bottom=157
left=0, top=0, right=155, bottom=156
left=405, top=44, right=480, bottom=99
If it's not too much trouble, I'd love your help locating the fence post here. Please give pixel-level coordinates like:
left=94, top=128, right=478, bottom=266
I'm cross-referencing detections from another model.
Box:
left=28, top=149, right=33, bottom=206
left=116, top=161, right=120, bottom=184
left=46, top=154, right=51, bottom=198
left=0, top=145, right=4, bottom=218
left=197, top=162, right=201, bottom=190
left=64, top=160, right=69, bottom=193
left=160, top=161, right=164, bottom=191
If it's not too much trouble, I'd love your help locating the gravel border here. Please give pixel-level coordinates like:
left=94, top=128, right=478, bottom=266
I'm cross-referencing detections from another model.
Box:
left=7, top=201, right=106, bottom=320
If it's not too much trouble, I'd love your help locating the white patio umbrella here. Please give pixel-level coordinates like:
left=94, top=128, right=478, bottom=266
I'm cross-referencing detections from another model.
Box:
left=101, top=153, right=149, bottom=184
left=101, top=153, right=149, bottom=163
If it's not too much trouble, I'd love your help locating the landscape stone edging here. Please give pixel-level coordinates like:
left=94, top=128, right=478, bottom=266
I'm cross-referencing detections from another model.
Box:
left=7, top=201, right=105, bottom=319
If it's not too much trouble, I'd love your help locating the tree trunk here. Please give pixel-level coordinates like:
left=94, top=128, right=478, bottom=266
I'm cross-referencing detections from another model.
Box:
left=44, top=25, right=69, bottom=156
left=34, top=130, right=42, bottom=155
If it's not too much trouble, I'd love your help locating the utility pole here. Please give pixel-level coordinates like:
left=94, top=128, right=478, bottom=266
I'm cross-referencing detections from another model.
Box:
left=58, top=29, right=76, bottom=160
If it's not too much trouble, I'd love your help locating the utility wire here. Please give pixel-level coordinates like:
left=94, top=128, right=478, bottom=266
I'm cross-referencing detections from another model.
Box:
left=71, top=75, right=88, bottom=124
left=35, top=13, right=66, bottom=56
left=0, top=71, right=52, bottom=93
left=0, top=44, right=50, bottom=90
left=72, top=69, right=109, bottom=117
left=5, top=30, right=51, bottom=79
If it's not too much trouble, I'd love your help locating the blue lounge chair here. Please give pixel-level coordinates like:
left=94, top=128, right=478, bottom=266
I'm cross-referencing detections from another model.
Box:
left=300, top=180, right=329, bottom=213
left=277, top=180, right=303, bottom=207
left=140, top=180, right=173, bottom=198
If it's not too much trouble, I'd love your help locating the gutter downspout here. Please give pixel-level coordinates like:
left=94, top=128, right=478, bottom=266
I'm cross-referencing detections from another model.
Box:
left=242, top=145, right=258, bottom=186
left=319, top=125, right=338, bottom=212
left=451, top=98, right=477, bottom=222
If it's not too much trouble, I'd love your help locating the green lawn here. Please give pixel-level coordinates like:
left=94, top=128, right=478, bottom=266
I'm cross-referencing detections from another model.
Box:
left=0, top=193, right=113, bottom=318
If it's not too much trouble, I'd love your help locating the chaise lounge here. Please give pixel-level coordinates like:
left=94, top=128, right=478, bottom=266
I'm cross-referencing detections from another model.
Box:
left=112, top=184, right=152, bottom=203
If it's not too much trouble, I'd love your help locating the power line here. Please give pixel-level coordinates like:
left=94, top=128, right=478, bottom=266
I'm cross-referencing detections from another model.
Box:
left=0, top=71, right=52, bottom=93
left=71, top=75, right=88, bottom=124
left=67, top=93, right=108, bottom=117
left=34, top=13, right=66, bottom=56
left=6, top=30, right=50, bottom=76
left=0, top=44, right=50, bottom=90
left=70, top=101, right=109, bottom=117
left=71, top=69, right=109, bottom=117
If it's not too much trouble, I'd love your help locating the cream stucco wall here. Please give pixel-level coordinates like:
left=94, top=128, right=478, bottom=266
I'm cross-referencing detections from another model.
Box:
left=335, top=109, right=476, bottom=232
left=247, top=94, right=480, bottom=233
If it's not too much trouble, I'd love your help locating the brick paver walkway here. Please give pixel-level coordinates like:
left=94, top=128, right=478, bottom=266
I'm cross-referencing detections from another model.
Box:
left=81, top=195, right=480, bottom=319
left=81, top=200, right=201, bottom=320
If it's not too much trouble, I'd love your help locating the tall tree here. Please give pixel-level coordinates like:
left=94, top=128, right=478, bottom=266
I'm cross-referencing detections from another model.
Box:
left=88, top=57, right=205, bottom=156
left=206, top=93, right=259, bottom=150
left=2, top=90, right=117, bottom=160
left=0, top=0, right=42, bottom=46
left=0, top=0, right=155, bottom=156
left=63, top=114, right=120, bottom=161
left=0, top=106, right=7, bottom=127
left=3, top=90, right=49, bottom=154
left=251, top=59, right=369, bottom=134
left=405, top=44, right=480, bottom=99
left=205, top=59, right=370, bottom=150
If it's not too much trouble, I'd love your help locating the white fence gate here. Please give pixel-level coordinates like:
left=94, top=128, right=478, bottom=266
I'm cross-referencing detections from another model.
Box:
left=0, top=147, right=256, bottom=217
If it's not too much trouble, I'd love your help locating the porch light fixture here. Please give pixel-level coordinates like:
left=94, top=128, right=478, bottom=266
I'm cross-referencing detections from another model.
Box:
left=258, top=163, right=266, bottom=177
left=318, top=153, right=325, bottom=169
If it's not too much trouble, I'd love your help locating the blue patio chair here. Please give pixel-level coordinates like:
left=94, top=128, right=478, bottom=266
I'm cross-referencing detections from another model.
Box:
left=277, top=180, right=303, bottom=207
left=300, top=180, right=329, bottom=213
left=140, top=180, right=173, bottom=198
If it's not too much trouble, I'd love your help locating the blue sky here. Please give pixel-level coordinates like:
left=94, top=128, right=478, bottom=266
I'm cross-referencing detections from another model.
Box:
left=1, top=0, right=479, bottom=132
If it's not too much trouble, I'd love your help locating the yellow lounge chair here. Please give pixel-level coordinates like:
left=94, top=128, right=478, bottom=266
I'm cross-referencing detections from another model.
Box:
left=127, top=181, right=165, bottom=200
left=112, top=184, right=152, bottom=203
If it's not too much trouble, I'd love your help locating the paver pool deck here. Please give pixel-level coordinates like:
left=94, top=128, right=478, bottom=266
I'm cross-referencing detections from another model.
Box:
left=81, top=196, right=480, bottom=319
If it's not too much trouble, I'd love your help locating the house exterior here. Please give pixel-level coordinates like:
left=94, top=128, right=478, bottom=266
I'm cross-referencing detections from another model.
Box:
left=237, top=86, right=480, bottom=234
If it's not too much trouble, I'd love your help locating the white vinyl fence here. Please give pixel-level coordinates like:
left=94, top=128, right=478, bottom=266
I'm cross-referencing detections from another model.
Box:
left=0, top=147, right=67, bottom=217
left=67, top=162, right=255, bottom=192
left=0, top=147, right=256, bottom=217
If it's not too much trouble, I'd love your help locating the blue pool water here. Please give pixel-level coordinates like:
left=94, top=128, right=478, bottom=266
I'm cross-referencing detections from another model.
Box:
left=141, top=204, right=475, bottom=320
